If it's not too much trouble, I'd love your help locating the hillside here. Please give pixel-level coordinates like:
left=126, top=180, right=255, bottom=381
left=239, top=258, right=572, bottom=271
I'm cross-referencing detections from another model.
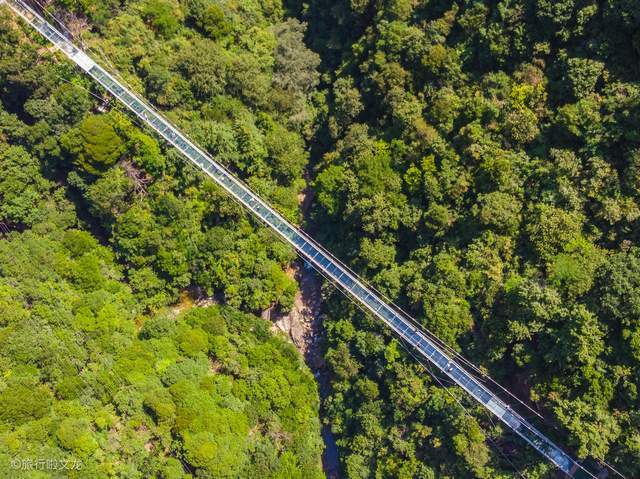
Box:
left=1, top=1, right=640, bottom=478
left=297, top=1, right=640, bottom=477
left=0, top=1, right=323, bottom=478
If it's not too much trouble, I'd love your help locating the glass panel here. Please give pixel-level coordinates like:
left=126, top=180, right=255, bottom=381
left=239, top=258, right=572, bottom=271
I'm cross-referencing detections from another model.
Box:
left=325, top=262, right=339, bottom=275
left=352, top=284, right=366, bottom=297
left=293, top=235, right=306, bottom=247
left=381, top=308, right=395, bottom=323
left=341, top=276, right=355, bottom=290
left=307, top=249, right=320, bottom=260
left=457, top=375, right=470, bottom=387
left=281, top=227, right=295, bottom=240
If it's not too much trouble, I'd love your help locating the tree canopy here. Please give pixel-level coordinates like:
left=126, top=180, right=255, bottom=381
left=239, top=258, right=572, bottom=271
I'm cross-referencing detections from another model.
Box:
left=0, top=1, right=323, bottom=478
left=2, top=0, right=640, bottom=477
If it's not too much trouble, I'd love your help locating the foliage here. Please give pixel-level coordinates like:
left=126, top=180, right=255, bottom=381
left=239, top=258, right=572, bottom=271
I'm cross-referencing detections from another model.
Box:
left=0, top=3, right=323, bottom=478
left=0, top=226, right=322, bottom=478
left=4, top=0, right=640, bottom=476
left=0, top=0, right=317, bottom=312
left=292, top=0, right=640, bottom=476
left=61, top=113, right=126, bottom=175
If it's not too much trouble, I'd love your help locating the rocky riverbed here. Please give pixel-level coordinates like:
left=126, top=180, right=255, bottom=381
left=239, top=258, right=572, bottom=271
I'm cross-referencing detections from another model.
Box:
left=267, top=262, right=340, bottom=479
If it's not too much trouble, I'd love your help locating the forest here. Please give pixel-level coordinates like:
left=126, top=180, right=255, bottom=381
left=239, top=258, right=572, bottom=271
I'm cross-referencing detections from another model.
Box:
left=1, top=0, right=640, bottom=478
left=0, top=0, right=323, bottom=477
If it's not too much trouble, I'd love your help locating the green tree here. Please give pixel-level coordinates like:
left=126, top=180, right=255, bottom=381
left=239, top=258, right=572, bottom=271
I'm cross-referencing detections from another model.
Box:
left=61, top=114, right=126, bottom=175
left=526, top=204, right=584, bottom=261
left=189, top=0, right=232, bottom=39
left=142, top=0, right=184, bottom=38
left=475, top=191, right=522, bottom=234
left=272, top=19, right=320, bottom=97
left=0, top=145, right=53, bottom=226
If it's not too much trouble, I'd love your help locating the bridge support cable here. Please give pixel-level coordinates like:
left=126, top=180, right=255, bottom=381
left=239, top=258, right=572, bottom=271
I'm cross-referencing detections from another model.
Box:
left=3, top=1, right=599, bottom=477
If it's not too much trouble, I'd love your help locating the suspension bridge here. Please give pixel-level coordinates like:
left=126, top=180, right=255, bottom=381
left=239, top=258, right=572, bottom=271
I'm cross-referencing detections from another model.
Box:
left=1, top=1, right=604, bottom=477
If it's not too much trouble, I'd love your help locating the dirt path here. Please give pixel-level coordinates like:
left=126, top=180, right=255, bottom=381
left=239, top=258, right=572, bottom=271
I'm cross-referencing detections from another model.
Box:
left=269, top=262, right=341, bottom=479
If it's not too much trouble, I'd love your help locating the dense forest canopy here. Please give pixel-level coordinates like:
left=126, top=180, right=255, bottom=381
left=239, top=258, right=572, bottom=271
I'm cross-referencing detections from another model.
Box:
left=0, top=0, right=323, bottom=312
left=0, top=225, right=323, bottom=478
left=294, top=0, right=640, bottom=477
left=0, top=142, right=323, bottom=479
left=1, top=0, right=640, bottom=478
left=0, top=1, right=324, bottom=478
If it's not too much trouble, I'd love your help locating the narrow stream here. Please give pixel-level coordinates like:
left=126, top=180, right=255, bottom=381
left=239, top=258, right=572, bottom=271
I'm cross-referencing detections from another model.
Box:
left=270, top=262, right=341, bottom=478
